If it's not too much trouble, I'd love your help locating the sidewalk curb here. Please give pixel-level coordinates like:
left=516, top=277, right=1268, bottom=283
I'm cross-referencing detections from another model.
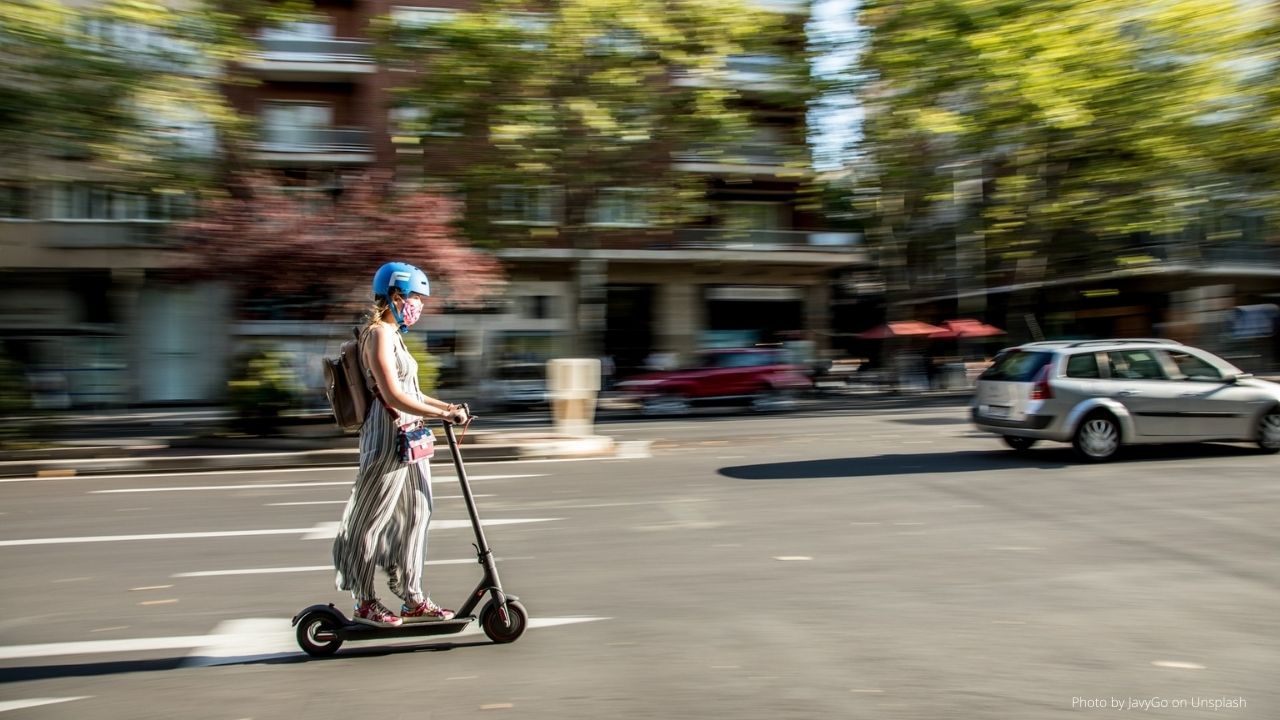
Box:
left=0, top=436, right=625, bottom=479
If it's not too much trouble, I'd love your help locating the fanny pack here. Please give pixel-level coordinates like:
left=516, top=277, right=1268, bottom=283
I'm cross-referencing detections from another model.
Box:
left=396, top=421, right=435, bottom=464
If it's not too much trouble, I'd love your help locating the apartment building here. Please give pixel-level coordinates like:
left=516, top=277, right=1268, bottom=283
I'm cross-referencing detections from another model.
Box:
left=0, top=0, right=867, bottom=407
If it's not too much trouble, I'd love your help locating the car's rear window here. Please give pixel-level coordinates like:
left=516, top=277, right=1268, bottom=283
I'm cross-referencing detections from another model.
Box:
left=980, top=350, right=1053, bottom=382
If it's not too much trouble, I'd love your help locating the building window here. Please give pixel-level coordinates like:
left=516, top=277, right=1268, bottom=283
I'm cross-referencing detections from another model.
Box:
left=391, top=6, right=460, bottom=28
left=0, top=185, right=32, bottom=219
left=261, top=19, right=335, bottom=40
left=718, top=201, right=786, bottom=230
left=590, top=188, right=651, bottom=227
left=492, top=186, right=560, bottom=225
left=49, top=184, right=187, bottom=221
left=261, top=102, right=333, bottom=145
left=390, top=106, right=463, bottom=138
left=522, top=295, right=556, bottom=319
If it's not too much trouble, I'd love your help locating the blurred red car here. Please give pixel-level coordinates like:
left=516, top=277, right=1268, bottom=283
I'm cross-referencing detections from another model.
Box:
left=615, top=348, right=811, bottom=415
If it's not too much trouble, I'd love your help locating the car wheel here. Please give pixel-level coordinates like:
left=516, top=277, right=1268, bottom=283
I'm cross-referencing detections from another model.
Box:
left=1257, top=408, right=1280, bottom=454
left=1001, top=435, right=1038, bottom=452
left=1073, top=412, right=1121, bottom=462
left=750, top=386, right=796, bottom=413
left=642, top=393, right=691, bottom=416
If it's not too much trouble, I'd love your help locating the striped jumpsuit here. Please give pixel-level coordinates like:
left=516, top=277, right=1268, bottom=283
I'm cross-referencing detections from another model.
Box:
left=332, top=327, right=434, bottom=604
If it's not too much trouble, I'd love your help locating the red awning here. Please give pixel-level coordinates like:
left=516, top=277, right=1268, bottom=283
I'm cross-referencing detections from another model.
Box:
left=856, top=321, right=948, bottom=339
left=930, top=319, right=1005, bottom=339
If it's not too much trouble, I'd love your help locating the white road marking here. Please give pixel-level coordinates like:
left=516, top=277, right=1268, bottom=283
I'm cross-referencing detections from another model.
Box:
left=1152, top=660, right=1206, bottom=670
left=90, top=475, right=541, bottom=494
left=0, top=518, right=559, bottom=548
left=266, top=494, right=494, bottom=506
left=535, top=498, right=707, bottom=510
left=0, top=697, right=91, bottom=713
left=173, top=556, right=532, bottom=578
left=0, top=454, right=623, bottom=483
left=0, top=616, right=609, bottom=664
left=302, top=518, right=560, bottom=540
left=773, top=556, right=813, bottom=561
left=1, top=528, right=314, bottom=547
left=0, top=635, right=213, bottom=660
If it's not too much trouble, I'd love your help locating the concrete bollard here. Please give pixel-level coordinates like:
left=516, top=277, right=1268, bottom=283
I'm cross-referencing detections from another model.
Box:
left=547, top=358, right=601, bottom=437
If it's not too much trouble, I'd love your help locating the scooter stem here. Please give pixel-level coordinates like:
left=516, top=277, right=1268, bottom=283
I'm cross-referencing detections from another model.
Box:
left=442, top=419, right=507, bottom=619
left=442, top=421, right=491, bottom=555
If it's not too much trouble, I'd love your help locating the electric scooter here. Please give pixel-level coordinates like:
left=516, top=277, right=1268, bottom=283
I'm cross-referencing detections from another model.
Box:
left=292, top=410, right=527, bottom=656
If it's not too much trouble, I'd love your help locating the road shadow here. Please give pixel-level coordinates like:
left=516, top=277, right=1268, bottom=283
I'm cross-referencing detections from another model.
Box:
left=0, top=640, right=493, bottom=684
left=719, top=443, right=1265, bottom=481
left=720, top=450, right=1070, bottom=479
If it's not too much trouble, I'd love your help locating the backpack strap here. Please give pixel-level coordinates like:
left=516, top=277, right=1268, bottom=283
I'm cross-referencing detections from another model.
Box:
left=359, top=323, right=410, bottom=426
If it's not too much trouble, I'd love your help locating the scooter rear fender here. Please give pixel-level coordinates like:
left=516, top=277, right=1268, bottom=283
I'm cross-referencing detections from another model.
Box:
left=292, top=603, right=346, bottom=627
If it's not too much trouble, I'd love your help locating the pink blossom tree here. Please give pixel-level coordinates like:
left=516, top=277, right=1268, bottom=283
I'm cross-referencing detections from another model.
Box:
left=176, top=172, right=505, bottom=320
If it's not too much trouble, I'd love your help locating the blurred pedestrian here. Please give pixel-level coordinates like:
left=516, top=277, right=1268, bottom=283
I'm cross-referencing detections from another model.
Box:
left=332, top=261, right=470, bottom=627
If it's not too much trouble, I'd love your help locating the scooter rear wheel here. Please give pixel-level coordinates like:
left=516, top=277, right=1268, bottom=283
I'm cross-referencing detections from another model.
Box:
left=480, top=599, right=528, bottom=644
left=296, top=612, right=344, bottom=657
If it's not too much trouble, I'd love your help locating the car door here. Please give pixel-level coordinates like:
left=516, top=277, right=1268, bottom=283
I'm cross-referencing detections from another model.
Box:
left=1161, top=349, right=1259, bottom=438
left=696, top=352, right=740, bottom=399
left=1101, top=349, right=1182, bottom=437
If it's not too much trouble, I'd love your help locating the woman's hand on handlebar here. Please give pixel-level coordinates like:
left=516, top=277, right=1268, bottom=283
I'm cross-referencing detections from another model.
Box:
left=445, top=404, right=469, bottom=425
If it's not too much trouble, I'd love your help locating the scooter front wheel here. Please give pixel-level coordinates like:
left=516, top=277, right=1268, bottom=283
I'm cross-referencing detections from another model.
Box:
left=296, top=612, right=344, bottom=657
left=480, top=599, right=528, bottom=644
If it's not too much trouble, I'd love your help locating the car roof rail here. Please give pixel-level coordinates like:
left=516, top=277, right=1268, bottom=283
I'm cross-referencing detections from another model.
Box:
left=1063, top=338, right=1183, bottom=348
left=1019, top=341, right=1073, bottom=347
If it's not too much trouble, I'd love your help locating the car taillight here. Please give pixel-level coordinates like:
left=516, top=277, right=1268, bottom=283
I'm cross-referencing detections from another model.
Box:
left=1029, top=364, right=1053, bottom=400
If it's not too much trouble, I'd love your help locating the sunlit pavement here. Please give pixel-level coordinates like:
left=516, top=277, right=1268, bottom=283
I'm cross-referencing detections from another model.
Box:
left=1, top=407, right=1275, bottom=719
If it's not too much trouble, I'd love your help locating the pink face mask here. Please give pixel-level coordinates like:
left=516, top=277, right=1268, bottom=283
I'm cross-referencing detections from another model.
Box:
left=400, top=298, right=423, bottom=327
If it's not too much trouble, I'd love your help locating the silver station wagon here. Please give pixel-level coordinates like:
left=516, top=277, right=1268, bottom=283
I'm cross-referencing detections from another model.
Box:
left=971, top=339, right=1280, bottom=461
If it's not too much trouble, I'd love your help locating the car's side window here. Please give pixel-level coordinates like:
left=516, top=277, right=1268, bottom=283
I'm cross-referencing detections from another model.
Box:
left=1065, top=353, right=1101, bottom=378
left=1106, top=350, right=1167, bottom=380
left=1165, top=350, right=1223, bottom=381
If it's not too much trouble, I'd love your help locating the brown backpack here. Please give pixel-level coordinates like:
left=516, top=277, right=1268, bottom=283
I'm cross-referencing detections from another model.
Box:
left=323, top=328, right=372, bottom=431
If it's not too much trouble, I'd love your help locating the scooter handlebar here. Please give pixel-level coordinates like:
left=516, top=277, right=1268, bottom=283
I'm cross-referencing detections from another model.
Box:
left=443, top=402, right=475, bottom=425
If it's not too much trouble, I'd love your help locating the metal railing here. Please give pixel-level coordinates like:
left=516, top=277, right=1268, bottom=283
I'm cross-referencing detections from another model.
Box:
left=255, top=127, right=373, bottom=153
left=673, top=143, right=804, bottom=166
left=672, top=228, right=861, bottom=251
left=254, top=37, right=373, bottom=63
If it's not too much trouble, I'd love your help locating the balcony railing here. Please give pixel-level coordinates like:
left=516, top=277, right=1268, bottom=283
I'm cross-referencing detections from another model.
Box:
left=673, top=142, right=806, bottom=168
left=671, top=228, right=861, bottom=251
left=254, top=37, right=374, bottom=63
left=672, top=55, right=804, bottom=91
left=255, top=127, right=373, bottom=153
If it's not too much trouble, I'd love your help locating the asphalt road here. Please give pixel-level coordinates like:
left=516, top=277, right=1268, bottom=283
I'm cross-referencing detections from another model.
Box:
left=1, top=406, right=1276, bottom=719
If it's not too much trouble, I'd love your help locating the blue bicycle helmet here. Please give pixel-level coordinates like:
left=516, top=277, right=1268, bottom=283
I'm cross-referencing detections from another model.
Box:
left=372, top=262, right=430, bottom=334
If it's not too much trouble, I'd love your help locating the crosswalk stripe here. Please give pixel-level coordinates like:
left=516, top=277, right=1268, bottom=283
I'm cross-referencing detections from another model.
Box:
left=0, top=518, right=561, bottom=547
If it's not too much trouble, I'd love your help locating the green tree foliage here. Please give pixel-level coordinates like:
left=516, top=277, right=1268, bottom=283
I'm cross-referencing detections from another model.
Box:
left=852, top=0, right=1279, bottom=297
left=378, top=0, right=803, bottom=244
left=0, top=0, right=305, bottom=190
left=225, top=349, right=301, bottom=435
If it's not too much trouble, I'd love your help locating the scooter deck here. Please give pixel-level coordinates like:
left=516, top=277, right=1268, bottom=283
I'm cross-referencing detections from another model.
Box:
left=338, top=615, right=476, bottom=640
